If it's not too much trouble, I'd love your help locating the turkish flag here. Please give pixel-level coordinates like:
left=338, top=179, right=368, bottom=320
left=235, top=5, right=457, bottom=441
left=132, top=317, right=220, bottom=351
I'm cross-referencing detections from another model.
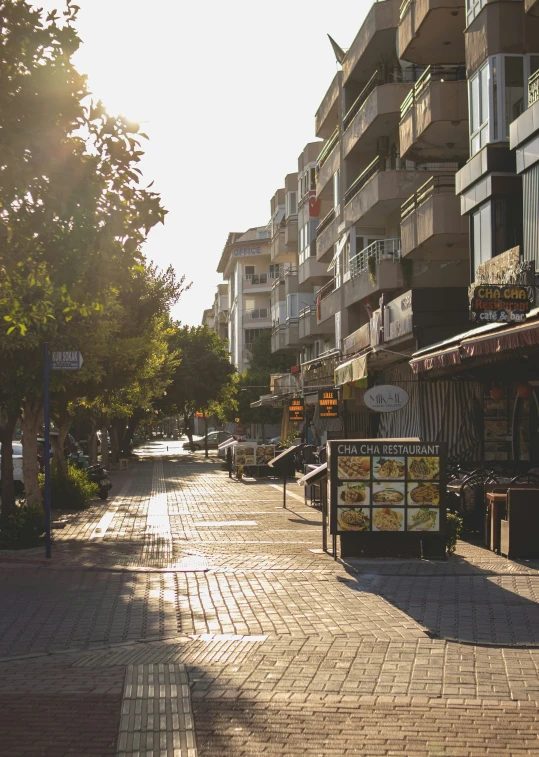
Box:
left=309, top=195, right=321, bottom=218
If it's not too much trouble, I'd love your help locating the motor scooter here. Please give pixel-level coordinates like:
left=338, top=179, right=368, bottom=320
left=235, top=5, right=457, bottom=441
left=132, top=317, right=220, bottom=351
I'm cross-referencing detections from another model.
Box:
left=87, top=464, right=112, bottom=500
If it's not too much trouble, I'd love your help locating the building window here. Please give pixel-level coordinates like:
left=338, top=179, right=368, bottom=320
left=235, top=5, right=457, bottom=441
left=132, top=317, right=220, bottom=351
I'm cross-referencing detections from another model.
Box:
left=269, top=264, right=280, bottom=279
left=244, top=328, right=271, bottom=346
left=286, top=191, right=298, bottom=217
left=245, top=265, right=255, bottom=278
left=470, top=62, right=489, bottom=156
left=472, top=202, right=492, bottom=270
left=469, top=55, right=539, bottom=156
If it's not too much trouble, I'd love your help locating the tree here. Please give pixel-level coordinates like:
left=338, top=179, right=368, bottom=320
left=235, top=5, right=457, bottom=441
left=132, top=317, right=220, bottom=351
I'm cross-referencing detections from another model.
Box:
left=0, top=1, right=170, bottom=515
left=157, top=326, right=236, bottom=455
left=221, top=331, right=295, bottom=438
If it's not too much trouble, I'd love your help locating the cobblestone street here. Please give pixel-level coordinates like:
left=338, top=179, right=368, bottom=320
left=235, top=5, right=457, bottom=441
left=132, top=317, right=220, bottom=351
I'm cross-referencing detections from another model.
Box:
left=2, top=441, right=539, bottom=755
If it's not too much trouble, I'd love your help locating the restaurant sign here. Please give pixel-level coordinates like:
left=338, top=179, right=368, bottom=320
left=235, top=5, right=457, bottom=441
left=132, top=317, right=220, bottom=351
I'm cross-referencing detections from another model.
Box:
left=288, top=397, right=305, bottom=422
left=363, top=385, right=409, bottom=413
left=327, top=439, right=446, bottom=537
left=319, top=389, right=339, bottom=418
left=470, top=285, right=534, bottom=323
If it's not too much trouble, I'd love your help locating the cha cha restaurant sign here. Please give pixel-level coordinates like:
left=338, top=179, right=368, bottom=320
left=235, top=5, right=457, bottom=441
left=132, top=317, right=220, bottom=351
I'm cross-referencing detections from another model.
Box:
left=470, top=285, right=533, bottom=323
left=364, top=385, right=409, bottom=413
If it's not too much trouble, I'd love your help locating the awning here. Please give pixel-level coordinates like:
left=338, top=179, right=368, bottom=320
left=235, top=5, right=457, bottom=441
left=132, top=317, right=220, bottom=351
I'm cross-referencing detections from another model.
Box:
left=410, top=346, right=461, bottom=374
left=410, top=314, right=539, bottom=374
left=327, top=230, right=350, bottom=272
left=334, top=354, right=368, bottom=387
left=461, top=318, right=539, bottom=358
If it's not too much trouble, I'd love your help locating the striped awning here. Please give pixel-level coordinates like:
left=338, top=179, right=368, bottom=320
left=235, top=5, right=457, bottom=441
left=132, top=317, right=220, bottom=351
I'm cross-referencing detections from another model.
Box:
left=334, top=354, right=368, bottom=387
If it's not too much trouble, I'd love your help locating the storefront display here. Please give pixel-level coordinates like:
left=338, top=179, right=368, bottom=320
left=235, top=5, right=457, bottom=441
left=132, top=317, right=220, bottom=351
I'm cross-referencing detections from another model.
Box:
left=327, top=439, right=446, bottom=557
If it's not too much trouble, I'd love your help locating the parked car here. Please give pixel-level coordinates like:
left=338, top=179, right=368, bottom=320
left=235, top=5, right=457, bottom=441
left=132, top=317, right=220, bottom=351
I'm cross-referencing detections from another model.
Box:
left=184, top=431, right=235, bottom=451
left=0, top=442, right=24, bottom=494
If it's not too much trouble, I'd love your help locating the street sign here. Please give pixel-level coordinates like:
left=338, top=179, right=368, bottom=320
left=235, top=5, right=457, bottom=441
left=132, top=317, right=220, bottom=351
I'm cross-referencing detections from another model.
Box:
left=51, top=351, right=84, bottom=370
left=289, top=397, right=305, bottom=422
left=319, top=389, right=339, bottom=418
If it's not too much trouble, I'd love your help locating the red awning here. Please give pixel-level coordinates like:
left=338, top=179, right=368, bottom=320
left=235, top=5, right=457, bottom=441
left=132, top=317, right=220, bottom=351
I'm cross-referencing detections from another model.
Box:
left=410, top=316, right=539, bottom=374
left=461, top=318, right=539, bottom=357
left=410, top=346, right=461, bottom=374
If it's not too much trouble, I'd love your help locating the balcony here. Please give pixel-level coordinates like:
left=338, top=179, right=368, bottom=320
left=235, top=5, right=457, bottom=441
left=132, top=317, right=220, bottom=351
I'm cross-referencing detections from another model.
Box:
left=342, top=0, right=400, bottom=86
left=344, top=239, right=403, bottom=305
left=284, top=214, right=298, bottom=249
left=316, top=209, right=339, bottom=262
left=343, top=322, right=371, bottom=356
left=315, top=72, right=341, bottom=139
left=243, top=308, right=271, bottom=323
left=284, top=319, right=301, bottom=348
left=399, top=65, right=468, bottom=162
left=400, top=175, right=468, bottom=260
left=316, top=278, right=341, bottom=324
left=342, top=70, right=418, bottom=160
left=271, top=327, right=287, bottom=354
left=398, top=0, right=465, bottom=65
left=344, top=157, right=448, bottom=227
left=243, top=273, right=274, bottom=291
left=299, top=305, right=333, bottom=340
left=529, top=70, right=539, bottom=107
left=301, top=351, right=341, bottom=390
left=316, top=128, right=340, bottom=198
left=299, top=254, right=333, bottom=286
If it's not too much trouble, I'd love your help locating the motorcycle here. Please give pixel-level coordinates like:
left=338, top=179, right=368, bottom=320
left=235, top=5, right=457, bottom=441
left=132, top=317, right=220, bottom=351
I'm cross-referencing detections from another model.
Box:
left=87, top=464, right=113, bottom=500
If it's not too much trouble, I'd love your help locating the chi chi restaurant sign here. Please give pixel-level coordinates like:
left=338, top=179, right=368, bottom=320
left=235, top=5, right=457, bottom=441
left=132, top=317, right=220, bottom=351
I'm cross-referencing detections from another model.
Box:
left=471, top=285, right=533, bottom=323
left=364, top=385, right=409, bottom=413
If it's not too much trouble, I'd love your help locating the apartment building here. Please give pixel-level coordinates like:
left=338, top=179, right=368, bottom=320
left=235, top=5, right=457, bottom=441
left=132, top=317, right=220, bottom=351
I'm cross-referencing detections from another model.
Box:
left=455, top=0, right=539, bottom=281
left=269, top=174, right=316, bottom=360
left=201, top=308, right=215, bottom=330
left=211, top=283, right=229, bottom=346
left=312, top=0, right=470, bottom=393
left=216, top=228, right=275, bottom=373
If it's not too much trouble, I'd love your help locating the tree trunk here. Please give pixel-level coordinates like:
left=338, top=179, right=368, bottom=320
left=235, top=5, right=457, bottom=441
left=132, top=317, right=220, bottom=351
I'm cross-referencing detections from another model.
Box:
left=21, top=397, right=43, bottom=508
left=0, top=410, right=18, bottom=517
left=184, top=412, right=193, bottom=450
left=100, top=425, right=109, bottom=468
left=203, top=413, right=209, bottom=458
left=110, top=422, right=120, bottom=465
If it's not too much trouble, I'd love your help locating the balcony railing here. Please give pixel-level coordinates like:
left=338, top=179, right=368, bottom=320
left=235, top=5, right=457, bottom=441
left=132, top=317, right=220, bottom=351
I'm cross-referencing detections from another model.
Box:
left=400, top=174, right=456, bottom=221
left=400, top=64, right=466, bottom=119
left=529, top=70, right=539, bottom=107
left=316, top=207, right=336, bottom=236
left=316, top=278, right=336, bottom=303
left=343, top=67, right=423, bottom=131
left=399, top=0, right=413, bottom=19
left=244, top=273, right=270, bottom=285
left=344, top=156, right=384, bottom=205
left=349, top=239, right=402, bottom=278
left=244, top=308, right=270, bottom=320
left=300, top=304, right=316, bottom=319
left=317, top=126, right=340, bottom=169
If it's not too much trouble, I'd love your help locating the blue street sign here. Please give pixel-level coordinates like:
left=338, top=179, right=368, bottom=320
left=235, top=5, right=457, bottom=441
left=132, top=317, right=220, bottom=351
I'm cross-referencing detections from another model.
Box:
left=51, top=351, right=84, bottom=371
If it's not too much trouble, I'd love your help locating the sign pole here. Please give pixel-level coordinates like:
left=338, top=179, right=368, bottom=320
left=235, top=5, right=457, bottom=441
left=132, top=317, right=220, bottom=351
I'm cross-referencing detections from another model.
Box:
left=44, top=343, right=51, bottom=559
left=283, top=475, right=287, bottom=509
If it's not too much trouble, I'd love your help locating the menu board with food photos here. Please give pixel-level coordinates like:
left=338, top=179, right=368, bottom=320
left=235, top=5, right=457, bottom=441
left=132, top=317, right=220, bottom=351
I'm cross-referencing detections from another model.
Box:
left=328, top=439, right=446, bottom=536
left=234, top=444, right=276, bottom=467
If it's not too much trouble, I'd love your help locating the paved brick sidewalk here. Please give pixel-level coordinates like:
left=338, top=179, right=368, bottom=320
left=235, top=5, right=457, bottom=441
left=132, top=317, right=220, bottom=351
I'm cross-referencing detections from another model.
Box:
left=1, top=445, right=539, bottom=755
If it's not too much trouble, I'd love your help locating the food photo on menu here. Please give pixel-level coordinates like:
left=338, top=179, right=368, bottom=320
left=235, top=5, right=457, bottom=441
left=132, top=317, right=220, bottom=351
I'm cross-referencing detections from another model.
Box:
left=372, top=481, right=406, bottom=505
left=407, top=481, right=440, bottom=506
left=407, top=457, right=440, bottom=480
left=337, top=456, right=371, bottom=480
left=372, top=507, right=405, bottom=531
left=407, top=507, right=440, bottom=531
left=337, top=481, right=370, bottom=505
left=337, top=507, right=371, bottom=531
left=373, top=456, right=406, bottom=480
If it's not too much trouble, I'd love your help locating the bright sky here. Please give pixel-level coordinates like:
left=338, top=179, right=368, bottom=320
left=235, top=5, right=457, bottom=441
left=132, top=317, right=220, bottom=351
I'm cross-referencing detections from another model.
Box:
left=34, top=0, right=370, bottom=326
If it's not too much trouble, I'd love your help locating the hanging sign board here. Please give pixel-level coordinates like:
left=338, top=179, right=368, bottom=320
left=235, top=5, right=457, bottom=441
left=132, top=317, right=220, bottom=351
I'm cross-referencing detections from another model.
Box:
left=327, top=439, right=446, bottom=558
left=319, top=389, right=339, bottom=418
left=288, top=397, right=305, bottom=422
left=51, top=351, right=84, bottom=370
left=470, top=285, right=533, bottom=323
left=363, top=385, right=409, bottom=413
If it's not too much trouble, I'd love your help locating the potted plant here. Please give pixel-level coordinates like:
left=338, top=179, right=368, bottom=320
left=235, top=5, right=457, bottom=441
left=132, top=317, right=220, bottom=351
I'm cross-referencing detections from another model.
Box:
left=236, top=465, right=244, bottom=481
